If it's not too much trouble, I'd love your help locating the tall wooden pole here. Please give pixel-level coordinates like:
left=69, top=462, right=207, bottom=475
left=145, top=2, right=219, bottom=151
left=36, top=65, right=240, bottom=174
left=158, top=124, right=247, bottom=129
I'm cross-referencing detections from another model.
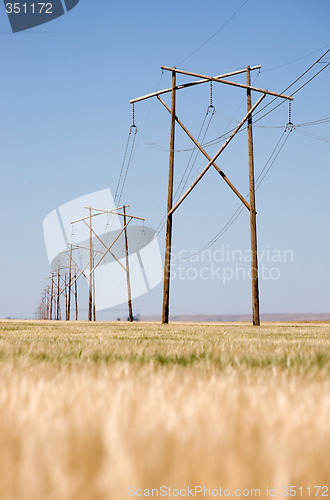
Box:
left=247, top=66, right=260, bottom=326
left=88, top=208, right=93, bottom=322
left=92, top=247, right=96, bottom=322
left=123, top=206, right=133, bottom=322
left=162, top=69, right=176, bottom=324
left=46, top=288, right=50, bottom=320
left=56, top=267, right=60, bottom=321
left=74, top=271, right=78, bottom=321
left=50, top=272, right=54, bottom=320
left=67, top=245, right=72, bottom=321
left=64, top=274, right=68, bottom=321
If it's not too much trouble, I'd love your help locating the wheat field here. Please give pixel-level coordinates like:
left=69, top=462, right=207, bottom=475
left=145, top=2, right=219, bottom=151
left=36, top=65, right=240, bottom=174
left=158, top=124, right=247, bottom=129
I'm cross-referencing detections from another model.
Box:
left=0, top=320, right=329, bottom=499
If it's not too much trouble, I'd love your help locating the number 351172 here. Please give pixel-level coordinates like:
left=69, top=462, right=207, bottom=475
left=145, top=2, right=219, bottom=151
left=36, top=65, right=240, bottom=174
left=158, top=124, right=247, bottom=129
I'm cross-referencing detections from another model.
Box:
left=5, top=3, right=53, bottom=14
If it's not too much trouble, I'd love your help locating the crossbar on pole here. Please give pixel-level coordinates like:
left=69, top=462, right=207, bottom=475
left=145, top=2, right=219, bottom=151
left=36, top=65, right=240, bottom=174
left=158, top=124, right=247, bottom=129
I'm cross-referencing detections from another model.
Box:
left=161, top=66, right=293, bottom=101
left=130, top=65, right=261, bottom=104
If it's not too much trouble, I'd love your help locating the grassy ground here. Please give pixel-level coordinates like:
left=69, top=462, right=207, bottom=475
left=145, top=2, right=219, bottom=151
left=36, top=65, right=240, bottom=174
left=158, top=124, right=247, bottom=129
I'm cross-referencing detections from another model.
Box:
left=0, top=320, right=329, bottom=499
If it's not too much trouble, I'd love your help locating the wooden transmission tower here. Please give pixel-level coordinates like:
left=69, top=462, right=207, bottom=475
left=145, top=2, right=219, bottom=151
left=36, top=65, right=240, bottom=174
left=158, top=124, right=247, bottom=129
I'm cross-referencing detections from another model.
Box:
left=131, top=65, right=293, bottom=326
left=71, top=205, right=145, bottom=322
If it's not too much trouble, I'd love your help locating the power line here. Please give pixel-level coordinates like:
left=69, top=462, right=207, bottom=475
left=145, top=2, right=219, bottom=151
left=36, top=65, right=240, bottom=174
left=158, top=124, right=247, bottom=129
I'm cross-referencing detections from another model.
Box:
left=182, top=128, right=292, bottom=256
left=113, top=127, right=135, bottom=206
left=136, top=51, right=330, bottom=262
left=191, top=48, right=330, bottom=149
left=250, top=49, right=330, bottom=124
left=138, top=48, right=330, bottom=157
left=113, top=71, right=165, bottom=209
left=295, top=129, right=330, bottom=143
left=154, top=52, right=330, bottom=242
left=255, top=128, right=292, bottom=189
left=117, top=127, right=138, bottom=206
left=261, top=44, right=330, bottom=73
left=177, top=0, right=250, bottom=66
left=202, top=130, right=291, bottom=251
left=294, top=117, right=330, bottom=128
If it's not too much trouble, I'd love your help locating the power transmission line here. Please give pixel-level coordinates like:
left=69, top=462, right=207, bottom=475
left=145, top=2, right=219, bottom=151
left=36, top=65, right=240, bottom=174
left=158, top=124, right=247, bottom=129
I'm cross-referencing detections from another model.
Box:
left=174, top=128, right=292, bottom=257
left=177, top=0, right=250, bottom=66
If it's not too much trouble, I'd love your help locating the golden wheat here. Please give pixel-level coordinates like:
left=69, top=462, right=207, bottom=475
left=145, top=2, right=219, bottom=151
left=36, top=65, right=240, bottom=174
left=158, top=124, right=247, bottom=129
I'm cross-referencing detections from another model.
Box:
left=0, top=320, right=329, bottom=500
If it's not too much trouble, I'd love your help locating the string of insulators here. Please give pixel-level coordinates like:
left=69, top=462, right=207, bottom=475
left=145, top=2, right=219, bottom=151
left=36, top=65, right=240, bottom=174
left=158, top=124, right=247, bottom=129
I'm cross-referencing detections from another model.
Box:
left=286, top=101, right=294, bottom=131
left=288, top=101, right=292, bottom=125
left=132, top=103, right=136, bottom=128
left=207, top=81, right=215, bottom=115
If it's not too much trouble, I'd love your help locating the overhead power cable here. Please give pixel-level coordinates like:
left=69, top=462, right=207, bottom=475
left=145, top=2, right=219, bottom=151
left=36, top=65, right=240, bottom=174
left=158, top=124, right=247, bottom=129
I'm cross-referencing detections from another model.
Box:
left=151, top=49, right=330, bottom=254
left=155, top=104, right=216, bottom=236
left=196, top=48, right=330, bottom=148
left=250, top=49, right=330, bottom=124
left=113, top=126, right=136, bottom=206
left=177, top=0, right=250, bottom=66
left=295, top=129, right=330, bottom=143
left=179, top=128, right=293, bottom=258
left=262, top=43, right=330, bottom=73
left=168, top=50, right=330, bottom=256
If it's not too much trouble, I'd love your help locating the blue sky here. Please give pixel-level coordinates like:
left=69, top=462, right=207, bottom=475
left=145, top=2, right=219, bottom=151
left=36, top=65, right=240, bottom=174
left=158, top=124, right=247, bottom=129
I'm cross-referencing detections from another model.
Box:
left=0, top=0, right=329, bottom=319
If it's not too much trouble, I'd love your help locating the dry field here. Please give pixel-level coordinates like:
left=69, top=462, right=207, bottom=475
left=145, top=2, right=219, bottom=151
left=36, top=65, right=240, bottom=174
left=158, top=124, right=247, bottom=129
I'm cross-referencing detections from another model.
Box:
left=0, top=320, right=329, bottom=500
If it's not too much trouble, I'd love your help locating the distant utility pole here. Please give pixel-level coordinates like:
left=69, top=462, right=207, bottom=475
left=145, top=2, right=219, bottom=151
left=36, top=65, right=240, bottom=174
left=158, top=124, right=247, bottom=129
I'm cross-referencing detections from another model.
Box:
left=74, top=270, right=78, bottom=321
left=40, top=268, right=74, bottom=321
left=50, top=272, right=54, bottom=320
left=123, top=205, right=133, bottom=322
left=64, top=273, right=68, bottom=320
left=131, top=65, right=293, bottom=326
left=56, top=267, right=61, bottom=321
left=71, top=205, right=144, bottom=322
left=67, top=244, right=73, bottom=321
left=92, top=247, right=96, bottom=322
left=88, top=207, right=93, bottom=322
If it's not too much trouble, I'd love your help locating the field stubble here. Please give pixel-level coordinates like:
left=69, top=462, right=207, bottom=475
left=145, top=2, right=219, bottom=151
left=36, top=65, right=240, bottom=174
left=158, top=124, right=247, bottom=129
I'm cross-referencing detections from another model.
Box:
left=0, top=320, right=329, bottom=499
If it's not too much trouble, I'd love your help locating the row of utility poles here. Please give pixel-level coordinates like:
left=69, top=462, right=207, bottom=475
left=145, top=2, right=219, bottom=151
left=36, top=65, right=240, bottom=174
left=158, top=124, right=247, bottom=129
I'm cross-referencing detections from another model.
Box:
left=37, top=266, right=79, bottom=321
left=37, top=205, right=144, bottom=322
left=131, top=65, right=293, bottom=326
left=38, top=64, right=293, bottom=326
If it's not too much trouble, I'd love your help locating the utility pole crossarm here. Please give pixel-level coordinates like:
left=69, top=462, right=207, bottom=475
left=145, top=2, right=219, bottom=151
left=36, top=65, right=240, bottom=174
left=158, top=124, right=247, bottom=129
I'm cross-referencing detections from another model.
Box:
left=168, top=93, right=266, bottom=216
left=130, top=65, right=261, bottom=104
left=161, top=67, right=294, bottom=101
left=85, top=206, right=145, bottom=221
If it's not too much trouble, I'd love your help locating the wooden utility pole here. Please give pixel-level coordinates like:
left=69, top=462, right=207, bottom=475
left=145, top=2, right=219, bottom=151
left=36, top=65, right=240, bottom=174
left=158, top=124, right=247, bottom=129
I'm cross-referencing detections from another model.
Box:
left=92, top=248, right=96, bottom=322
left=74, top=271, right=78, bottom=321
left=56, top=267, right=60, bottom=320
left=88, top=208, right=93, bottom=322
left=67, top=245, right=72, bottom=321
left=64, top=274, right=68, bottom=321
left=162, top=70, right=176, bottom=324
left=123, top=205, right=133, bottom=322
left=50, top=272, right=54, bottom=320
left=71, top=206, right=145, bottom=323
left=246, top=66, right=260, bottom=326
